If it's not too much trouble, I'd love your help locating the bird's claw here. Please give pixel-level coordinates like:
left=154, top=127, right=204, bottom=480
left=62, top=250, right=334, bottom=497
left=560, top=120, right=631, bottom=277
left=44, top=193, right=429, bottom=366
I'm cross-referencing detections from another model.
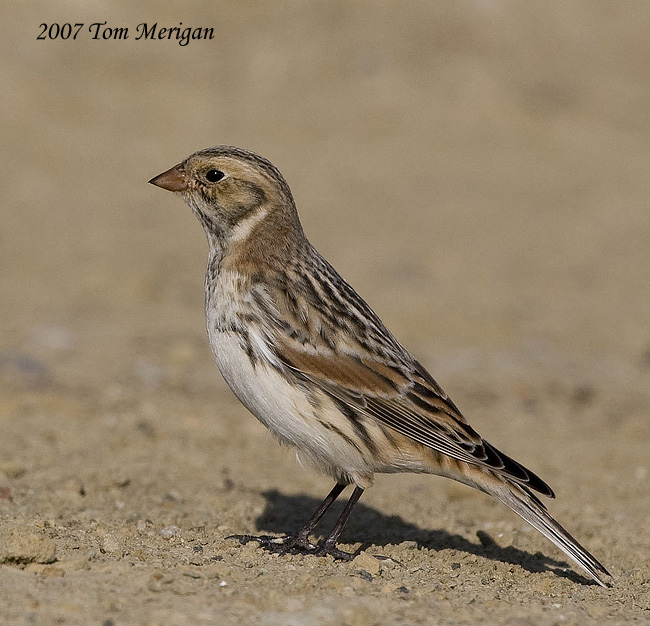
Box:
left=314, top=545, right=357, bottom=561
left=228, top=533, right=357, bottom=560
left=227, top=533, right=318, bottom=555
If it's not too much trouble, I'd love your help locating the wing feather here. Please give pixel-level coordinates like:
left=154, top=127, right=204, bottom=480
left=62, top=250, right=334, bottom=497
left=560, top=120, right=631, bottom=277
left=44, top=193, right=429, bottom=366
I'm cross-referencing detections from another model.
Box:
left=274, top=336, right=554, bottom=498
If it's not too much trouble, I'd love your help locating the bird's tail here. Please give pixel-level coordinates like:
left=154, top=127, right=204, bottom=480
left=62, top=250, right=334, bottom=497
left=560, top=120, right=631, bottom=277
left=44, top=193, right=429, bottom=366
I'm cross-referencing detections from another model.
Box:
left=487, top=479, right=612, bottom=587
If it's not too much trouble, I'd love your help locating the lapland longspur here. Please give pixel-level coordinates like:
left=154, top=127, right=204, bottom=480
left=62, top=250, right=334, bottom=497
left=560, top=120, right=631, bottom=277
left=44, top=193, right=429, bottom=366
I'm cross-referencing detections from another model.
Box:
left=149, top=146, right=611, bottom=587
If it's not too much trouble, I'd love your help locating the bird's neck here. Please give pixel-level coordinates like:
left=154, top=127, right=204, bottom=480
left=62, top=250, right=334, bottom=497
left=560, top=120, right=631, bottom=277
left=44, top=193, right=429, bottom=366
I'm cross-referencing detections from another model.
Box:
left=204, top=202, right=307, bottom=281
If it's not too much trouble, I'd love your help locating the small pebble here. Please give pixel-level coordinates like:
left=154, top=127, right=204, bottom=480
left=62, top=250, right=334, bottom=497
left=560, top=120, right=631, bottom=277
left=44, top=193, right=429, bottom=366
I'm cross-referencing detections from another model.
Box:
left=159, top=526, right=181, bottom=539
left=353, top=551, right=381, bottom=576
left=0, top=525, right=56, bottom=564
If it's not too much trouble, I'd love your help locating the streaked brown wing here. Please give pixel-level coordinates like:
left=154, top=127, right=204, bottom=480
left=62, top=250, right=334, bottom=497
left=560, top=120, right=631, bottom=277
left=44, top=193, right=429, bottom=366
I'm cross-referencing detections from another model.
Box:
left=274, top=338, right=554, bottom=498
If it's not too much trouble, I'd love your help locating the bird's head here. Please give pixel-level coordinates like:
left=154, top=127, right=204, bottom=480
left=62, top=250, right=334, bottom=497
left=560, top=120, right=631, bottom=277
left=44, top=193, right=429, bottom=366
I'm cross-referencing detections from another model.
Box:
left=149, top=146, right=302, bottom=255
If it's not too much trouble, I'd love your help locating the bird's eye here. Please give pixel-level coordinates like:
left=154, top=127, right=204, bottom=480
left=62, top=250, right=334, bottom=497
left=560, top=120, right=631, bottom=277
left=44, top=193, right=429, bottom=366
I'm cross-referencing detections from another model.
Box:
left=205, top=169, right=226, bottom=183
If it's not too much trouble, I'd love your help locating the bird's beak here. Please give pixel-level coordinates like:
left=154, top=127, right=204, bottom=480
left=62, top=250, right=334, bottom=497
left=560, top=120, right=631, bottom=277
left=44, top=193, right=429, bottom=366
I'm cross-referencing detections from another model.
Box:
left=149, top=164, right=188, bottom=192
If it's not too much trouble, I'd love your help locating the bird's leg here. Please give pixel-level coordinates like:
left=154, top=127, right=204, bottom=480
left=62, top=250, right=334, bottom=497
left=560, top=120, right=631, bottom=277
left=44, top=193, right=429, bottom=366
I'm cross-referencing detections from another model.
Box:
left=232, top=483, right=360, bottom=557
left=232, top=483, right=348, bottom=554
left=315, top=485, right=364, bottom=560
left=275, top=482, right=347, bottom=552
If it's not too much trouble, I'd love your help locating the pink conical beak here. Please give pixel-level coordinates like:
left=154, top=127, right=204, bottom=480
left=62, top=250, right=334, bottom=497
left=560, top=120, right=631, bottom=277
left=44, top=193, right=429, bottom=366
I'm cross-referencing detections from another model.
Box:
left=149, top=164, right=188, bottom=192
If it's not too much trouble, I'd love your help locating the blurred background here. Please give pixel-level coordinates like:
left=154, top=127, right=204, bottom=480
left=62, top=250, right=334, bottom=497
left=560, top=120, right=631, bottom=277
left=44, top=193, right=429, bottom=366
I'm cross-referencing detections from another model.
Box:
left=3, top=2, right=649, bottom=387
left=1, top=2, right=649, bottom=623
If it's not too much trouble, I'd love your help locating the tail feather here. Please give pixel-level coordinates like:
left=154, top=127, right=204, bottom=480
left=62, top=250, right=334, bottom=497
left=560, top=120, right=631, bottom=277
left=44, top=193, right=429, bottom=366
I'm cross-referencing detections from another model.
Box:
left=491, top=480, right=612, bottom=587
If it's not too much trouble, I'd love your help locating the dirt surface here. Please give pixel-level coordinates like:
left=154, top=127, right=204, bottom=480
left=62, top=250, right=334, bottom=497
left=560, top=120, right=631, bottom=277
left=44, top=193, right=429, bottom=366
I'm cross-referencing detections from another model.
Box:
left=2, top=2, right=649, bottom=624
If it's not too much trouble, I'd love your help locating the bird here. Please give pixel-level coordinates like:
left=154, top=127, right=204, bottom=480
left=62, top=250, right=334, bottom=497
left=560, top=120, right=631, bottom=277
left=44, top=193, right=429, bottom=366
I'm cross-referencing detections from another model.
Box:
left=149, top=145, right=612, bottom=587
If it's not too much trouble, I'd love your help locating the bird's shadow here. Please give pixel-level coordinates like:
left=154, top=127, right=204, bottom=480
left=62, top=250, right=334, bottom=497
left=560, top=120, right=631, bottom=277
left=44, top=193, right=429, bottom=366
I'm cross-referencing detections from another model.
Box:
left=236, top=488, right=596, bottom=586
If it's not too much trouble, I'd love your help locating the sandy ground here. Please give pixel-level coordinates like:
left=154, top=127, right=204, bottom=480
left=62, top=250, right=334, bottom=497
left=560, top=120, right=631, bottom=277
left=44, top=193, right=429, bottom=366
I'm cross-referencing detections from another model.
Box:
left=2, top=2, right=649, bottom=624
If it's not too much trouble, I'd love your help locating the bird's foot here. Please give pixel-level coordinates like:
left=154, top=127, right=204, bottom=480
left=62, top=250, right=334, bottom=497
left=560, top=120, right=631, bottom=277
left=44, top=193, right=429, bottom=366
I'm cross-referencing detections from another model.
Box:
left=314, top=542, right=357, bottom=561
left=228, top=534, right=358, bottom=560
left=227, top=533, right=317, bottom=555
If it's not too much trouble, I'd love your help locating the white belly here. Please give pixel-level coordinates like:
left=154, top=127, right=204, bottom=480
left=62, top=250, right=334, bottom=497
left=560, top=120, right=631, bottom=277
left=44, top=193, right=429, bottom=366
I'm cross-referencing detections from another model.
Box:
left=210, top=329, right=311, bottom=444
left=207, top=328, right=375, bottom=486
